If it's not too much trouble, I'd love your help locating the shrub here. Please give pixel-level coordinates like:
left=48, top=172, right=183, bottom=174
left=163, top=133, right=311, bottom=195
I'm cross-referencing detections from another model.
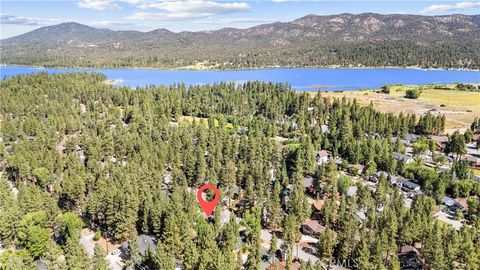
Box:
left=94, top=229, right=101, bottom=241
left=405, top=88, right=422, bottom=99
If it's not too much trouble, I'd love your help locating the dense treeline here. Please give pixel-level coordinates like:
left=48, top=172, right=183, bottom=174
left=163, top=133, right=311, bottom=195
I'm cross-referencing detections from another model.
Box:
left=0, top=73, right=477, bottom=270
left=3, top=41, right=479, bottom=70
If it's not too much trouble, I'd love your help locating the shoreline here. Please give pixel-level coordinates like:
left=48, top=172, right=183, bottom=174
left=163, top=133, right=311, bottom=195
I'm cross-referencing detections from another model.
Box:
left=2, top=63, right=479, bottom=72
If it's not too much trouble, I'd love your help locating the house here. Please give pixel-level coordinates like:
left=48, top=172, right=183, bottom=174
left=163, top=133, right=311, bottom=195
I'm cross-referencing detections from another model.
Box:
left=369, top=171, right=389, bottom=183
left=321, top=124, right=329, bottom=133
left=441, top=196, right=455, bottom=207
left=346, top=186, right=358, bottom=197
left=348, top=164, right=364, bottom=175
left=316, top=150, right=330, bottom=165
left=400, top=134, right=419, bottom=146
left=268, top=261, right=300, bottom=270
left=312, top=200, right=324, bottom=219
left=454, top=198, right=469, bottom=212
left=401, top=180, right=421, bottom=192
left=398, top=245, right=423, bottom=270
left=301, top=220, right=326, bottom=236
left=390, top=175, right=405, bottom=186
left=463, top=155, right=480, bottom=167
left=303, top=177, right=313, bottom=188
left=355, top=210, right=367, bottom=225
left=121, top=234, right=157, bottom=257
left=220, top=209, right=232, bottom=225
left=312, top=200, right=324, bottom=212
left=428, top=135, right=448, bottom=150
left=393, top=152, right=414, bottom=164
left=34, top=259, right=47, bottom=270
left=303, top=177, right=315, bottom=194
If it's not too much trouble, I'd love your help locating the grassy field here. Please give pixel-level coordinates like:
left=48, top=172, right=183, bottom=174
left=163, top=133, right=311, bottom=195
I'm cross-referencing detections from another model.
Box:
left=312, top=84, right=480, bottom=133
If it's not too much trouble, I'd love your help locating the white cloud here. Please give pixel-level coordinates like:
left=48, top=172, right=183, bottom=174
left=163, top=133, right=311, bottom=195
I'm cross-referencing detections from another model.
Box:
left=128, top=1, right=250, bottom=20
left=194, top=17, right=274, bottom=25
left=78, top=0, right=120, bottom=10
left=0, top=14, right=60, bottom=26
left=421, top=1, right=480, bottom=13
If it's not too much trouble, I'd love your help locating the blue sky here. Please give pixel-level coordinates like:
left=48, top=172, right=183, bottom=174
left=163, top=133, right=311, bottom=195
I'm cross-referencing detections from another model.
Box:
left=1, top=0, right=479, bottom=38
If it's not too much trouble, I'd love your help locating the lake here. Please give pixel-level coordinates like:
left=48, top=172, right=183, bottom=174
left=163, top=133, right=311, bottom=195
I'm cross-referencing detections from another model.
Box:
left=1, top=66, right=479, bottom=91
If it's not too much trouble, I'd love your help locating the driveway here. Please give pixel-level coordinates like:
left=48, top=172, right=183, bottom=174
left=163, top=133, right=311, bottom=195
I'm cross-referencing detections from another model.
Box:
left=435, top=211, right=463, bottom=230
left=106, top=252, right=123, bottom=270
left=80, top=232, right=95, bottom=257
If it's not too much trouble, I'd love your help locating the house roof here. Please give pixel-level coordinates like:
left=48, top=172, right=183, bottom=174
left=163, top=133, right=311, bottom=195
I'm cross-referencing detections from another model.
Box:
left=34, top=259, right=47, bottom=270
left=441, top=196, right=455, bottom=207
left=428, top=135, right=448, bottom=143
left=313, top=200, right=324, bottom=211
left=317, top=150, right=329, bottom=158
left=138, top=235, right=156, bottom=255
left=347, top=186, right=358, bottom=197
left=303, top=177, right=313, bottom=187
left=402, top=180, right=420, bottom=190
left=268, top=261, right=300, bottom=270
left=455, top=198, right=469, bottom=210
left=400, top=245, right=420, bottom=255
left=302, top=220, right=326, bottom=234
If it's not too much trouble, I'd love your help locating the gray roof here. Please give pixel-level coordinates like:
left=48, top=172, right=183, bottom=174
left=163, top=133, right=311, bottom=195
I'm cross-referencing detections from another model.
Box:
left=34, top=259, right=47, bottom=270
left=138, top=235, right=156, bottom=255
left=303, top=177, right=313, bottom=187
left=346, top=186, right=358, bottom=197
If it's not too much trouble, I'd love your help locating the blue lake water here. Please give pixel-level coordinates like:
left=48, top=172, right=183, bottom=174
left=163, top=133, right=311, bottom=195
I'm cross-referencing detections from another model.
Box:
left=1, top=65, right=479, bottom=91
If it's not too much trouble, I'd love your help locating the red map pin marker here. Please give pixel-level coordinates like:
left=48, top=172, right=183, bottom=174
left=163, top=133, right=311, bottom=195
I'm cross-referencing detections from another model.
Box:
left=197, top=184, right=220, bottom=217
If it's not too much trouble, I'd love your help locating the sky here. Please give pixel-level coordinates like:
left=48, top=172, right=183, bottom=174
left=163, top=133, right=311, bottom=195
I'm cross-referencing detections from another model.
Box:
left=1, top=0, right=479, bottom=38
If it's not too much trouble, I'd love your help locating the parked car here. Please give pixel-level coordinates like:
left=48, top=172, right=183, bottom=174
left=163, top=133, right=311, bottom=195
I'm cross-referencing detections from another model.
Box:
left=111, top=249, right=121, bottom=256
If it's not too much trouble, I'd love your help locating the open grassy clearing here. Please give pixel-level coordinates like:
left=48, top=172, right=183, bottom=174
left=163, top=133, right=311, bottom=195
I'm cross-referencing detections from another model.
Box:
left=312, top=84, right=480, bottom=133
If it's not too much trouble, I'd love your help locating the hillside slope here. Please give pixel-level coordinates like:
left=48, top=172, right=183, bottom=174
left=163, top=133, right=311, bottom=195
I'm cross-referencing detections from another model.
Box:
left=2, top=13, right=480, bottom=69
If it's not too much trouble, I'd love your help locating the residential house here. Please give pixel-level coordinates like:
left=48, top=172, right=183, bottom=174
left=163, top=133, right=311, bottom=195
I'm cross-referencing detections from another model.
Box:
left=34, top=259, right=47, bottom=270
left=321, top=124, right=329, bottom=133
left=301, top=220, right=326, bottom=237
left=428, top=135, right=448, bottom=150
left=368, top=171, right=389, bottom=183
left=463, top=154, right=480, bottom=168
left=398, top=245, right=423, bottom=270
left=441, top=196, right=455, bottom=207
left=348, top=164, right=364, bottom=175
left=268, top=261, right=300, bottom=270
left=121, top=234, right=157, bottom=257
left=311, top=200, right=324, bottom=219
left=346, top=186, right=358, bottom=197
left=454, top=198, right=469, bottom=213
left=303, top=177, right=315, bottom=194
left=400, top=180, right=422, bottom=193
left=400, top=134, right=419, bottom=146
left=393, top=152, right=414, bottom=164
left=316, top=150, right=330, bottom=165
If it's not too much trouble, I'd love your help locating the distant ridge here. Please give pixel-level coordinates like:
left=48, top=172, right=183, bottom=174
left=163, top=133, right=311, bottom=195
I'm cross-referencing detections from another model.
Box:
left=2, top=13, right=480, bottom=69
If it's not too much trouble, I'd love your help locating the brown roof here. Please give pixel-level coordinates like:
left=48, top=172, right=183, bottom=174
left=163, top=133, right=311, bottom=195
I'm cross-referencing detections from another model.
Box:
left=302, top=220, right=326, bottom=234
left=429, top=135, right=448, bottom=143
left=455, top=198, right=469, bottom=210
left=400, top=245, right=419, bottom=254
left=268, top=261, right=300, bottom=270
left=317, top=150, right=329, bottom=158
left=313, top=200, right=324, bottom=211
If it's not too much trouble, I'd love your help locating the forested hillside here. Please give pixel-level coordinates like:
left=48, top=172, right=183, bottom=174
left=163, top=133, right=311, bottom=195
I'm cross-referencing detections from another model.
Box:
left=2, top=13, right=480, bottom=69
left=0, top=73, right=479, bottom=269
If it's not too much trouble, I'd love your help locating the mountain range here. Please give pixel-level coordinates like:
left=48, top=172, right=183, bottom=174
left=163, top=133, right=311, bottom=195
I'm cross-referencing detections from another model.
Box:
left=2, top=13, right=480, bottom=69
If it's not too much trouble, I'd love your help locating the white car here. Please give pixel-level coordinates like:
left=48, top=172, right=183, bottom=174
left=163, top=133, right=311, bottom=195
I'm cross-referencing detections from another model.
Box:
left=111, top=249, right=121, bottom=256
